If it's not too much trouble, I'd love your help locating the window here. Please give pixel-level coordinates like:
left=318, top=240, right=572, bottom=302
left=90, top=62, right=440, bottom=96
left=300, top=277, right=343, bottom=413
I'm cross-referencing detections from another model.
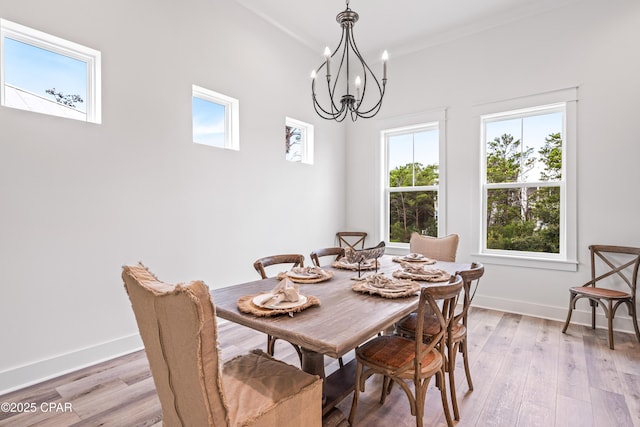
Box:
left=0, top=18, right=101, bottom=123
left=475, top=88, right=577, bottom=270
left=285, top=117, right=313, bottom=164
left=383, top=122, right=441, bottom=245
left=192, top=85, right=239, bottom=150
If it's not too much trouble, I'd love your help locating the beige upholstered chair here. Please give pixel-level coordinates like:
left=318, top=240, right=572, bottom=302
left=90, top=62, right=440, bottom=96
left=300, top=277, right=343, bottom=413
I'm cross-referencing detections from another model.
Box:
left=396, top=263, right=485, bottom=420
left=409, top=232, right=459, bottom=262
left=310, top=247, right=345, bottom=267
left=348, top=275, right=463, bottom=427
left=122, top=263, right=322, bottom=427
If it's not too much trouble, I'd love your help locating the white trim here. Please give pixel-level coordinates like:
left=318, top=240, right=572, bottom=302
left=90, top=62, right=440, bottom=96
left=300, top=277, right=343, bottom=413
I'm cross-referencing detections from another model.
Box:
left=0, top=18, right=101, bottom=123
left=192, top=84, right=240, bottom=151
left=473, top=88, right=578, bottom=271
left=0, top=334, right=143, bottom=395
left=472, top=295, right=639, bottom=335
left=379, top=109, right=447, bottom=248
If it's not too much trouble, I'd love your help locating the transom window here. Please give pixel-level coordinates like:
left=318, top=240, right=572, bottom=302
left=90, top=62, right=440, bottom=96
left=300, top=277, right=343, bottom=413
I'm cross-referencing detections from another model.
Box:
left=0, top=18, right=101, bottom=123
left=285, top=117, right=314, bottom=164
left=192, top=85, right=239, bottom=150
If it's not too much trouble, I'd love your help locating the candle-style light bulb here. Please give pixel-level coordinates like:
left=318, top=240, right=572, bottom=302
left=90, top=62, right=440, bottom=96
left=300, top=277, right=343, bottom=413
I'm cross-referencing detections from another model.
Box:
left=381, top=50, right=389, bottom=80
left=311, top=70, right=317, bottom=79
left=324, top=46, right=331, bottom=78
left=355, top=75, right=362, bottom=100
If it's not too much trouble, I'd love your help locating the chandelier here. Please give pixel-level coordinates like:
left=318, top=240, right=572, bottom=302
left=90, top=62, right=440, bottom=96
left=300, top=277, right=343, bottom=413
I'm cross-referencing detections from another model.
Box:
left=311, top=0, right=388, bottom=122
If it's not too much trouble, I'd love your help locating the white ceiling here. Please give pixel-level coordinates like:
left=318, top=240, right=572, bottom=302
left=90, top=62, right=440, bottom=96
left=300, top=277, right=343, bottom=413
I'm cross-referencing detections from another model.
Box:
left=232, top=0, right=583, bottom=58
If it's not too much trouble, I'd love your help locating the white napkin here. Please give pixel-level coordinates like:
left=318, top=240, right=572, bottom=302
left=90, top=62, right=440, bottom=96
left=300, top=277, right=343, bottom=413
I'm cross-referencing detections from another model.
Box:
left=267, top=278, right=300, bottom=305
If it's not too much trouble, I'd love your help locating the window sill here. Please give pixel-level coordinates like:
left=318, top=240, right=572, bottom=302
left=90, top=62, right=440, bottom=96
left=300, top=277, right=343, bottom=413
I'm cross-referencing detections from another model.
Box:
left=471, top=253, right=578, bottom=271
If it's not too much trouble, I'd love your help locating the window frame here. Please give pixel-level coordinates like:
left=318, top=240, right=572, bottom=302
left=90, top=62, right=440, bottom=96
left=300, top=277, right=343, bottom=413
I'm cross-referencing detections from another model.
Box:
left=473, top=88, right=578, bottom=271
left=192, top=84, right=239, bottom=151
left=285, top=116, right=314, bottom=164
left=379, top=110, right=447, bottom=250
left=0, top=18, right=102, bottom=123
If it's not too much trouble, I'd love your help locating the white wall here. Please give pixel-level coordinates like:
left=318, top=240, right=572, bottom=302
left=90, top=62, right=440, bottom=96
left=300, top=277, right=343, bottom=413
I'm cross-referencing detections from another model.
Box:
left=345, top=0, right=640, bottom=326
left=0, top=0, right=346, bottom=392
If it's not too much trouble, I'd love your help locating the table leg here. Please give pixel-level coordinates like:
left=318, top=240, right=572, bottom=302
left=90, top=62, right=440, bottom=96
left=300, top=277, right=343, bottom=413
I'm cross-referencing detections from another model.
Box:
left=300, top=347, right=356, bottom=415
left=300, top=347, right=326, bottom=379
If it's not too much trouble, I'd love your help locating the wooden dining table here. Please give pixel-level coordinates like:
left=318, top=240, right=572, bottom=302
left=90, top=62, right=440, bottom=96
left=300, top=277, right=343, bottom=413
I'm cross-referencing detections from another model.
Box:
left=210, top=255, right=471, bottom=414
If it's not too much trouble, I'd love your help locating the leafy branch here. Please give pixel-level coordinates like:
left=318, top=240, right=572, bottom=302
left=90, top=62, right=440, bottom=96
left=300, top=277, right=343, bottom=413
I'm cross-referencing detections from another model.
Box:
left=45, top=88, right=84, bottom=108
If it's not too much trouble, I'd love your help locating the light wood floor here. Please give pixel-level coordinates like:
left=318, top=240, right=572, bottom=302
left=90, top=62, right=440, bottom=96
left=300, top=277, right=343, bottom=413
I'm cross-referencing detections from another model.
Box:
left=1, top=307, right=639, bottom=427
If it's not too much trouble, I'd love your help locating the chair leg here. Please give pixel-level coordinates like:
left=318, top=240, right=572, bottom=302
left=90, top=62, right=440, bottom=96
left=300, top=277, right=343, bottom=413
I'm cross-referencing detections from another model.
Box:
left=607, top=300, right=615, bottom=350
left=591, top=299, right=597, bottom=330
left=267, top=335, right=275, bottom=356
left=268, top=335, right=303, bottom=366
left=380, top=376, right=391, bottom=404
left=436, top=369, right=454, bottom=427
left=461, top=340, right=473, bottom=391
left=339, top=357, right=344, bottom=368
left=562, top=291, right=577, bottom=334
left=448, top=343, right=460, bottom=421
left=629, top=301, right=640, bottom=344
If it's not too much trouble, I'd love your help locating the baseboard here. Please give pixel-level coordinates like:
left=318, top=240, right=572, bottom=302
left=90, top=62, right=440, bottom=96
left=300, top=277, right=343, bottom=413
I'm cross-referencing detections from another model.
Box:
left=0, top=334, right=143, bottom=396
left=473, top=294, right=639, bottom=334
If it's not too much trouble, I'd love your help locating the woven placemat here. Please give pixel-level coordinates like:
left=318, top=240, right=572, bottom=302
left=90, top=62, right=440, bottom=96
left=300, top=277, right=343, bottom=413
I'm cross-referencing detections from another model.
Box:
left=351, top=277, right=420, bottom=299
left=332, top=259, right=380, bottom=271
left=392, top=268, right=451, bottom=282
left=276, top=270, right=334, bottom=284
left=237, top=293, right=320, bottom=317
left=392, top=256, right=436, bottom=265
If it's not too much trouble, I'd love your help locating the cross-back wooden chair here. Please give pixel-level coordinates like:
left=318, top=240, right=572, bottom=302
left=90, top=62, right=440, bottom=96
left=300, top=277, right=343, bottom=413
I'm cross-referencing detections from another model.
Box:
left=253, top=254, right=305, bottom=280
left=348, top=275, right=463, bottom=427
left=310, top=247, right=345, bottom=267
left=336, top=231, right=367, bottom=250
left=253, top=254, right=305, bottom=363
left=396, top=262, right=484, bottom=420
left=562, top=245, right=640, bottom=349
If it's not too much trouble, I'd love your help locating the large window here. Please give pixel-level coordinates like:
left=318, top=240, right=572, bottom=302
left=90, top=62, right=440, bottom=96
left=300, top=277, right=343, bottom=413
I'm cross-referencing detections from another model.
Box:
left=476, top=88, right=577, bottom=270
left=0, top=19, right=101, bottom=123
left=383, top=123, right=440, bottom=245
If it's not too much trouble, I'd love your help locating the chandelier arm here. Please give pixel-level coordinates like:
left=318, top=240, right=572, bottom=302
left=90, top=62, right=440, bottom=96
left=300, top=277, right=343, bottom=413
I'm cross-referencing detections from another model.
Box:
left=347, top=31, right=386, bottom=110
left=312, top=77, right=349, bottom=120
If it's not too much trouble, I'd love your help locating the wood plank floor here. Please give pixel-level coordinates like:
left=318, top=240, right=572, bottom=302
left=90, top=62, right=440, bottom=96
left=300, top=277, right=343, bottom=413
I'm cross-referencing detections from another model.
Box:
left=1, top=307, right=639, bottom=426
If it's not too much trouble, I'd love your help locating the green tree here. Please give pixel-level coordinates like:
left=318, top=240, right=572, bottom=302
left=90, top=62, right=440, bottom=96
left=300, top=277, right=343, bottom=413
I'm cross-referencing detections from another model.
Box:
left=389, top=163, right=438, bottom=242
left=485, top=132, right=562, bottom=253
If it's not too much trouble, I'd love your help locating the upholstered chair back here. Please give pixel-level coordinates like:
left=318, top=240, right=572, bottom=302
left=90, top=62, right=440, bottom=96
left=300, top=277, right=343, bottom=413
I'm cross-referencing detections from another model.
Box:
left=122, top=264, right=229, bottom=426
left=409, top=232, right=460, bottom=262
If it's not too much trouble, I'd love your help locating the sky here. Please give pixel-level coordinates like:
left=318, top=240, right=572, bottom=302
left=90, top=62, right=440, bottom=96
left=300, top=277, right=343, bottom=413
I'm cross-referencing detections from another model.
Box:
left=192, top=96, right=225, bottom=148
left=387, top=128, right=439, bottom=179
left=3, top=37, right=87, bottom=112
left=485, top=111, right=562, bottom=182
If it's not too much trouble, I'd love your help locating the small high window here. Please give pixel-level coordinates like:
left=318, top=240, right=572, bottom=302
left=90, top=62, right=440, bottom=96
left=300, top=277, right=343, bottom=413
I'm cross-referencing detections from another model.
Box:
left=285, top=117, right=314, bottom=164
left=192, top=85, right=239, bottom=150
left=0, top=18, right=101, bottom=123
